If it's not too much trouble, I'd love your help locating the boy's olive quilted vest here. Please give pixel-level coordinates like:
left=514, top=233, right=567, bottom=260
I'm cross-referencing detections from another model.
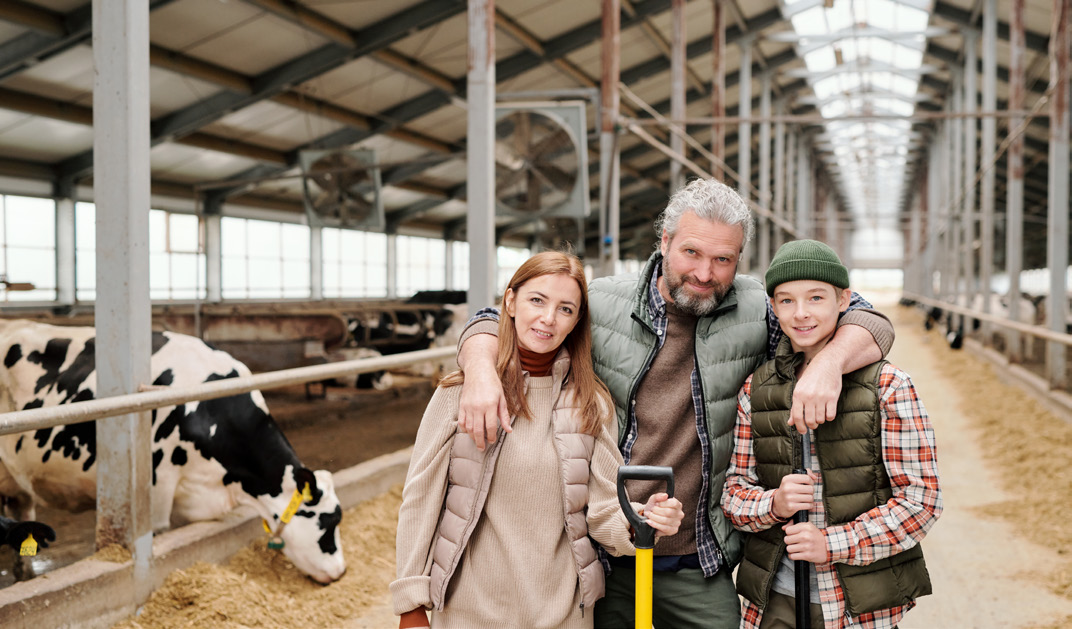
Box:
left=736, top=347, right=932, bottom=615
left=587, top=253, right=768, bottom=567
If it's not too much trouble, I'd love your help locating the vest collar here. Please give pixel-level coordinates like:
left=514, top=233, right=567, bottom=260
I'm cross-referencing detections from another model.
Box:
left=773, top=335, right=805, bottom=380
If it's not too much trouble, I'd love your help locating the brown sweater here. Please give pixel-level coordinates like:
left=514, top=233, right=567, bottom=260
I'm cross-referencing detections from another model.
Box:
left=392, top=379, right=635, bottom=628
left=630, top=302, right=703, bottom=556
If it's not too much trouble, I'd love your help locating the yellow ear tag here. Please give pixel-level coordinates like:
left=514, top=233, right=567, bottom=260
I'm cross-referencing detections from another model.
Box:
left=20, top=534, right=37, bottom=557
left=262, top=519, right=272, bottom=534
left=281, top=489, right=302, bottom=524
left=302, top=482, right=313, bottom=503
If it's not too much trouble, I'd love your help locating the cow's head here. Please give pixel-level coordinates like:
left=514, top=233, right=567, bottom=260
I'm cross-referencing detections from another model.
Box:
left=271, top=467, right=345, bottom=583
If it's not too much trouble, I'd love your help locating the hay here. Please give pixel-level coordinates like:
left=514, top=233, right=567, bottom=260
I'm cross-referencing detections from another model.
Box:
left=114, top=485, right=403, bottom=629
left=909, top=306, right=1072, bottom=616
left=93, top=544, right=132, bottom=564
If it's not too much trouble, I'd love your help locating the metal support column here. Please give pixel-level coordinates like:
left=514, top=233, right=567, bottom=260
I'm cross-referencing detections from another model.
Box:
left=773, top=99, right=786, bottom=251
left=796, top=134, right=809, bottom=238
left=669, top=0, right=686, bottom=192
left=309, top=225, right=322, bottom=300
left=467, top=0, right=496, bottom=314
left=598, top=0, right=621, bottom=278
left=1046, top=0, right=1070, bottom=387
left=758, top=72, right=772, bottom=269
left=925, top=138, right=940, bottom=299
left=738, top=35, right=753, bottom=272
left=1007, top=0, right=1026, bottom=362
left=92, top=0, right=152, bottom=604
left=980, top=0, right=997, bottom=336
left=55, top=194, right=76, bottom=306
left=386, top=233, right=398, bottom=299
left=786, top=131, right=796, bottom=236
left=205, top=213, right=221, bottom=303
left=737, top=36, right=753, bottom=203
left=950, top=69, right=963, bottom=307
left=963, top=29, right=979, bottom=317
left=445, top=237, right=454, bottom=290
left=710, top=0, right=725, bottom=180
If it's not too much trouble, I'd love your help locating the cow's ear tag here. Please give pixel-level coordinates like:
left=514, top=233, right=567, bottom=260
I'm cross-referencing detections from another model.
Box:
left=262, top=519, right=272, bottom=534
left=20, top=534, right=37, bottom=557
left=302, top=482, right=313, bottom=503
left=281, top=489, right=302, bottom=524
left=268, top=536, right=284, bottom=550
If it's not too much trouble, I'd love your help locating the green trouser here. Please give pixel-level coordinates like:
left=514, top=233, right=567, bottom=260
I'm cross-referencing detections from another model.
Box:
left=593, top=565, right=741, bottom=629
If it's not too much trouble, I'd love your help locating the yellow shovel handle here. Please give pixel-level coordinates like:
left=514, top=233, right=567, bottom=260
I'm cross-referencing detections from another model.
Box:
left=635, top=547, right=653, bottom=629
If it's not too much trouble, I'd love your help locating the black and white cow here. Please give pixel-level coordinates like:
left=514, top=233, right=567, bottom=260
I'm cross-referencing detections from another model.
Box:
left=0, top=320, right=345, bottom=583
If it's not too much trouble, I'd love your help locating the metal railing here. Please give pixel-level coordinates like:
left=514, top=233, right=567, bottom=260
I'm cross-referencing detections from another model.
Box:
left=902, top=292, right=1072, bottom=347
left=0, top=346, right=456, bottom=436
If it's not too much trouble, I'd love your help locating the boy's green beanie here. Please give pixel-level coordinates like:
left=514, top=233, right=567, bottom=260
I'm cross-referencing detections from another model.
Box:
left=765, top=239, right=849, bottom=296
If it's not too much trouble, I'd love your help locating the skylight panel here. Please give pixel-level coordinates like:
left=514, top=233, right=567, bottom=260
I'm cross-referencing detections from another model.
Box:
left=895, top=3, right=930, bottom=31
left=804, top=47, right=838, bottom=72
left=890, top=75, right=918, bottom=97
left=822, top=100, right=849, bottom=118
left=826, top=1, right=852, bottom=31
left=866, top=0, right=897, bottom=30
left=813, top=76, right=841, bottom=100
left=891, top=45, right=923, bottom=69
left=791, top=6, right=827, bottom=36
left=868, top=38, right=896, bottom=63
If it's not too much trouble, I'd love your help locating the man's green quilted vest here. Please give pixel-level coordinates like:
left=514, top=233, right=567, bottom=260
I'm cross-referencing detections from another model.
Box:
left=736, top=343, right=932, bottom=615
left=588, top=252, right=767, bottom=568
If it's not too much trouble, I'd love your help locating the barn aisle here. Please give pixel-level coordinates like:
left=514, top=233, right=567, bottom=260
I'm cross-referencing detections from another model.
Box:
left=884, top=295, right=1072, bottom=629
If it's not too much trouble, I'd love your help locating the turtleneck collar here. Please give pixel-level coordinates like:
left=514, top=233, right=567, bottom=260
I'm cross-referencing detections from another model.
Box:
left=518, top=345, right=557, bottom=377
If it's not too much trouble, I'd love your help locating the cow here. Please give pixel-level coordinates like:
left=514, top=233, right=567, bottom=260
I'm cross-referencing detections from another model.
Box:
left=0, top=320, right=346, bottom=584
left=0, top=514, right=55, bottom=554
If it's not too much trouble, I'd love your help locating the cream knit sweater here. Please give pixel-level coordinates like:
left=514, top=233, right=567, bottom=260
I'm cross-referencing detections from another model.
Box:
left=392, top=376, right=636, bottom=629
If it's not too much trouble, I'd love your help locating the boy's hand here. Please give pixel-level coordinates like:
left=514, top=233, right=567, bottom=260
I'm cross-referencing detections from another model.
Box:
left=772, top=472, right=816, bottom=519
left=782, top=521, right=829, bottom=564
left=790, top=355, right=841, bottom=434
left=641, top=493, right=685, bottom=539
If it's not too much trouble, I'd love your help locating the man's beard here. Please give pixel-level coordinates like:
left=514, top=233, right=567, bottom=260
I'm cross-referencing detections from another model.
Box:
left=662, top=257, right=731, bottom=316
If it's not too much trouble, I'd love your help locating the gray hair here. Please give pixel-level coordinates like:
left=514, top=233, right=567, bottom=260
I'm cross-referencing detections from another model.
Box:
left=654, top=178, right=755, bottom=248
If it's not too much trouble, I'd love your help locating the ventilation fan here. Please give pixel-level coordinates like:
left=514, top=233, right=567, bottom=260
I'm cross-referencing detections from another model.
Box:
left=532, top=217, right=586, bottom=256
left=494, top=102, right=589, bottom=220
left=299, top=148, right=384, bottom=230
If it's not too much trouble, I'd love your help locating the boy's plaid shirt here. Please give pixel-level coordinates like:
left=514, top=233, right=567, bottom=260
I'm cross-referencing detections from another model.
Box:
left=723, top=364, right=943, bottom=629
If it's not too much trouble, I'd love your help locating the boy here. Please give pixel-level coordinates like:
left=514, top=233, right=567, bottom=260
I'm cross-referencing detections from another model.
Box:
left=722, top=240, right=942, bottom=629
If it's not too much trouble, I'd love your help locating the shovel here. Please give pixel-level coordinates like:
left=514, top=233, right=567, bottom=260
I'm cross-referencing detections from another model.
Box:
left=793, top=431, right=812, bottom=629
left=617, top=465, right=674, bottom=629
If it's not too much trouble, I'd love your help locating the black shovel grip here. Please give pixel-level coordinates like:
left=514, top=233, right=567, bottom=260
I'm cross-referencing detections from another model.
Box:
left=617, top=465, right=675, bottom=550
left=792, top=466, right=812, bottom=629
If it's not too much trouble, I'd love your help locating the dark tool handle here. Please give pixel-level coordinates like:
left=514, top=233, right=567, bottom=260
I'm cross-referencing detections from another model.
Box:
left=617, top=465, right=674, bottom=550
left=792, top=466, right=812, bottom=629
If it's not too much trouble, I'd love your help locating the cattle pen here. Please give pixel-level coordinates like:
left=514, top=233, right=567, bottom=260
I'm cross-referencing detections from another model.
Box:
left=0, top=344, right=452, bottom=627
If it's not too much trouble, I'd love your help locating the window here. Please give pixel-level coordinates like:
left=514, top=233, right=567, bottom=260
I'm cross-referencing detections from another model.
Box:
left=496, top=246, right=531, bottom=291
left=451, top=240, right=470, bottom=290
left=397, top=235, right=446, bottom=297
left=1, top=194, right=55, bottom=302
left=76, top=204, right=206, bottom=301
left=322, top=227, right=387, bottom=298
left=222, top=217, right=310, bottom=299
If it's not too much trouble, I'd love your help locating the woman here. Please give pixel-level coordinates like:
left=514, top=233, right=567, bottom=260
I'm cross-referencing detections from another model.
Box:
left=391, top=251, right=684, bottom=629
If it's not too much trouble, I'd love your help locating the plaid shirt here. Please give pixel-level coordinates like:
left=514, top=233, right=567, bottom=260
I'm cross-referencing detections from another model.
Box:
left=723, top=365, right=942, bottom=629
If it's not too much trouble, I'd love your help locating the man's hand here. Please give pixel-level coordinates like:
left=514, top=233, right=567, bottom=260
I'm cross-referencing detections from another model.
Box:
left=772, top=472, right=816, bottom=519
left=640, top=492, right=685, bottom=539
left=457, top=334, right=509, bottom=451
left=789, top=355, right=842, bottom=434
left=782, top=521, right=829, bottom=564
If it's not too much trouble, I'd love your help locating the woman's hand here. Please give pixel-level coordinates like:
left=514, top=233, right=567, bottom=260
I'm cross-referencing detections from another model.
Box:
left=641, top=492, right=685, bottom=539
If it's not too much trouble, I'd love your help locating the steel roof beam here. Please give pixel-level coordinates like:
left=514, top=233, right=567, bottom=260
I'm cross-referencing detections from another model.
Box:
left=0, top=0, right=177, bottom=82
left=54, top=1, right=465, bottom=182
left=932, top=0, right=1050, bottom=53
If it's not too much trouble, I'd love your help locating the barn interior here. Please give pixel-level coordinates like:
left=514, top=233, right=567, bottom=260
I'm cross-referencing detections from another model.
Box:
left=0, top=0, right=1069, bottom=626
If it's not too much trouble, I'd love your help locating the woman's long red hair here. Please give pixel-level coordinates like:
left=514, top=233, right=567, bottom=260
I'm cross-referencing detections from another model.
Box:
left=441, top=251, right=612, bottom=437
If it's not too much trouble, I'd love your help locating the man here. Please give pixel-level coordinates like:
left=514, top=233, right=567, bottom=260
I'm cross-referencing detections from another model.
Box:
left=456, top=178, right=894, bottom=628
